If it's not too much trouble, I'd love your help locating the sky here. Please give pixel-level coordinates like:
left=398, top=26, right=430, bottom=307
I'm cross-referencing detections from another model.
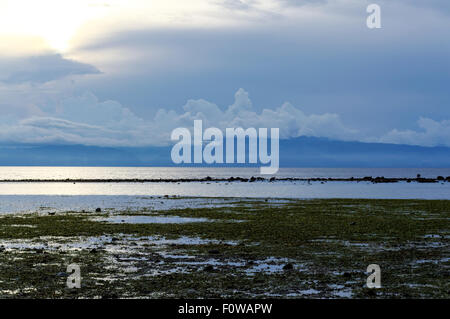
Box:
left=0, top=0, right=449, bottom=147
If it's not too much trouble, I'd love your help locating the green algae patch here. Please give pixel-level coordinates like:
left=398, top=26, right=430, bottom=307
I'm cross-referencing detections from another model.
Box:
left=0, top=198, right=448, bottom=298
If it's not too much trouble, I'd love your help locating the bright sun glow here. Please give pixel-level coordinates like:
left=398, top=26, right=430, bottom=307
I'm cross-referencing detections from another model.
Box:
left=0, top=0, right=271, bottom=54
left=0, top=0, right=110, bottom=52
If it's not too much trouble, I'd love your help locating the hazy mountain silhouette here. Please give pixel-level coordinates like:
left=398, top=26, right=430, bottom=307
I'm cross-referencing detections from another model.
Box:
left=0, top=137, right=449, bottom=167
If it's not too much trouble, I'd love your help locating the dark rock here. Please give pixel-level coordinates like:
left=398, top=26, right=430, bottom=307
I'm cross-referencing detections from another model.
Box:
left=437, top=176, right=445, bottom=181
left=283, top=263, right=294, bottom=270
left=208, top=249, right=220, bottom=255
left=249, top=176, right=256, bottom=182
left=343, top=272, right=351, bottom=278
left=417, top=178, right=437, bottom=183
left=48, top=212, right=56, bottom=216
left=95, top=208, right=102, bottom=212
left=269, top=177, right=276, bottom=182
left=203, top=265, right=214, bottom=272
left=350, top=222, right=356, bottom=226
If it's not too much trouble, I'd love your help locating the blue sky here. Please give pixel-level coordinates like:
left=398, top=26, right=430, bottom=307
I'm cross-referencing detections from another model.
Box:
left=0, top=0, right=449, bottom=147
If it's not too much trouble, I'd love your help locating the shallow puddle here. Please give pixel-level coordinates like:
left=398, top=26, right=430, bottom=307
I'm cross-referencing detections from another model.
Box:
left=94, top=215, right=212, bottom=224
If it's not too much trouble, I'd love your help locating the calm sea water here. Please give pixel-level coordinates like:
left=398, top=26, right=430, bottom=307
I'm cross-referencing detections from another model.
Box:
left=1, top=167, right=449, bottom=180
left=0, top=167, right=449, bottom=202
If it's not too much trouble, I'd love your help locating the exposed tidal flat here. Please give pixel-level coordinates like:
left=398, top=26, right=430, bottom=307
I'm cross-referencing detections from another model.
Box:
left=0, top=197, right=448, bottom=298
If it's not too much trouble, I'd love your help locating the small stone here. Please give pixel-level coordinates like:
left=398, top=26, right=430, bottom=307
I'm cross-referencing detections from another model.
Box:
left=203, top=265, right=214, bottom=272
left=350, top=222, right=356, bottom=226
left=48, top=212, right=56, bottom=216
left=343, top=272, right=351, bottom=278
left=283, top=263, right=294, bottom=270
left=95, top=208, right=102, bottom=212
left=186, top=289, right=197, bottom=295
left=208, top=249, right=220, bottom=255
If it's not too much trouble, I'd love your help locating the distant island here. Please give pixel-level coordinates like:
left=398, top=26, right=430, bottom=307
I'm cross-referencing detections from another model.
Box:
left=0, top=136, right=449, bottom=167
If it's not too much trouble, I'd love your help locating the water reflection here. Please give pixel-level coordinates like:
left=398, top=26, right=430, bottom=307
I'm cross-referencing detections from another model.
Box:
left=0, top=181, right=448, bottom=199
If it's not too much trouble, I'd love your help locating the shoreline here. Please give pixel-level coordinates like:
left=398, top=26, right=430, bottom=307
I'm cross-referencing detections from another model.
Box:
left=0, top=175, right=449, bottom=183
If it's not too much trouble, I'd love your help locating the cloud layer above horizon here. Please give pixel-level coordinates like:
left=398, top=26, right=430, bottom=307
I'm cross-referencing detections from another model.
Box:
left=0, top=89, right=357, bottom=146
left=0, top=88, right=449, bottom=148
left=0, top=0, right=449, bottom=148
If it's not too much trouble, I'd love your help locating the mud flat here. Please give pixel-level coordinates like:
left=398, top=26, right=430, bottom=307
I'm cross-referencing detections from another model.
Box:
left=0, top=198, right=448, bottom=298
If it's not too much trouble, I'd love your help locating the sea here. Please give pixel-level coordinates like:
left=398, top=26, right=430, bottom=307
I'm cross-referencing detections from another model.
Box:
left=0, top=167, right=449, bottom=214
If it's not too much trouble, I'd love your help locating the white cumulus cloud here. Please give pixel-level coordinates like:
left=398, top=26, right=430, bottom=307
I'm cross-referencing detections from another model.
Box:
left=0, top=88, right=359, bottom=146
left=378, top=117, right=450, bottom=147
